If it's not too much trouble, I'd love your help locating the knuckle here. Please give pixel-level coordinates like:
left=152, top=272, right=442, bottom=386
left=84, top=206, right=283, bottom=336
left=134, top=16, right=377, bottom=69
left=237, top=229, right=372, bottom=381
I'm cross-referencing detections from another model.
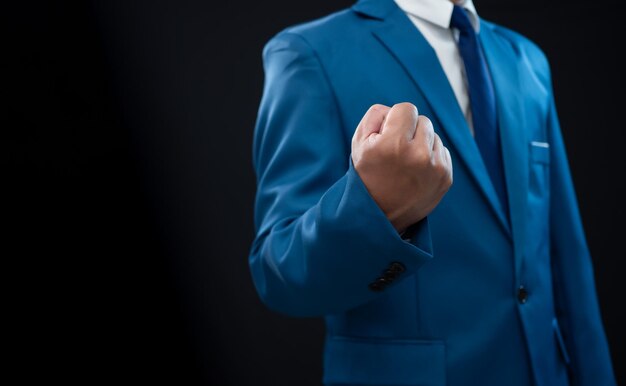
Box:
left=422, top=117, right=435, bottom=134
left=442, top=166, right=453, bottom=188
left=393, top=102, right=418, bottom=116
left=415, top=117, right=434, bottom=140
left=367, top=104, right=388, bottom=118
left=411, top=148, right=431, bottom=165
left=433, top=160, right=447, bottom=175
left=369, top=103, right=387, bottom=112
left=421, top=115, right=433, bottom=127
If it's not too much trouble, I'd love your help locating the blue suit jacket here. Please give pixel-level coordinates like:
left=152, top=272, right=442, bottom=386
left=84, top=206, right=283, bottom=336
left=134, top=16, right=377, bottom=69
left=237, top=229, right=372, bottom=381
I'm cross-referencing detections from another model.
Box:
left=249, top=0, right=615, bottom=384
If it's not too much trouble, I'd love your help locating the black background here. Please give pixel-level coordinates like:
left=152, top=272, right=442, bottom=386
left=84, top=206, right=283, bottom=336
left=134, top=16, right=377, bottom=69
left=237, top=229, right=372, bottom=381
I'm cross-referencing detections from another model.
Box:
left=3, top=0, right=624, bottom=384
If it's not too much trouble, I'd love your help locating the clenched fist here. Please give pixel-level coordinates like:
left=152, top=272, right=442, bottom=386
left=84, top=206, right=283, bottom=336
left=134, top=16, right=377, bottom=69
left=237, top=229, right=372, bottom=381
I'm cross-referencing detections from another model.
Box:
left=351, top=103, right=453, bottom=233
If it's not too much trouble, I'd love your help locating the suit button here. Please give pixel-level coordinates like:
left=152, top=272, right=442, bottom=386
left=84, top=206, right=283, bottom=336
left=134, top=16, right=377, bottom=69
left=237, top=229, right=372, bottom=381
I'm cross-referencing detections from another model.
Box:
left=389, top=261, right=406, bottom=273
left=368, top=282, right=382, bottom=292
left=368, top=279, right=385, bottom=292
left=383, top=269, right=398, bottom=283
left=517, top=286, right=528, bottom=304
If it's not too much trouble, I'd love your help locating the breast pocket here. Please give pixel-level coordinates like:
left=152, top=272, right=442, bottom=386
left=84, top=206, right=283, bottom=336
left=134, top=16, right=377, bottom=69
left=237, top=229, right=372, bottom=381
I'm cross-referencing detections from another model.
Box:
left=529, top=141, right=550, bottom=200
left=527, top=141, right=551, bottom=258
left=323, top=336, right=446, bottom=386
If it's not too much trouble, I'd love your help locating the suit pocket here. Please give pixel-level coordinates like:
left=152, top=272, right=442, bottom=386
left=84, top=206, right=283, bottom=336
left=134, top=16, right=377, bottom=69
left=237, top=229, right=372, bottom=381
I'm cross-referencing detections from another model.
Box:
left=529, top=141, right=550, bottom=165
left=528, top=141, right=551, bottom=243
left=323, top=336, right=446, bottom=385
left=553, top=318, right=571, bottom=366
left=529, top=141, right=550, bottom=190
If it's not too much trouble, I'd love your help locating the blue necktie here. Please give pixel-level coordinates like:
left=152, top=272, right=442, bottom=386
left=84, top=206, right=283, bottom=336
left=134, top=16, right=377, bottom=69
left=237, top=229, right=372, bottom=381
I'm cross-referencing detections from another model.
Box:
left=450, top=5, right=509, bottom=218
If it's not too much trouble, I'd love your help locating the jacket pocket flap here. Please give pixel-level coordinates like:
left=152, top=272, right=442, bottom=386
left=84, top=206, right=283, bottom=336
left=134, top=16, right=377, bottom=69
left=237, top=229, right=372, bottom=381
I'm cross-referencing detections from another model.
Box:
left=553, top=318, right=571, bottom=365
left=323, top=336, right=446, bottom=385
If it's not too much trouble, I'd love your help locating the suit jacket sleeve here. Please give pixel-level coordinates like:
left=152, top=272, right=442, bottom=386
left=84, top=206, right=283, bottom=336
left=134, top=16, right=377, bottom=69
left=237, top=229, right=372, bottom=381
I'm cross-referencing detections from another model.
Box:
left=547, top=71, right=616, bottom=385
left=249, top=31, right=434, bottom=317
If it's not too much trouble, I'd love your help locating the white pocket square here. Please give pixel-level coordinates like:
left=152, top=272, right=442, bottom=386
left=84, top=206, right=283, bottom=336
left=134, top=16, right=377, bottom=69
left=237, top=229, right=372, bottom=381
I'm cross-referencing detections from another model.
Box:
left=530, top=141, right=550, bottom=148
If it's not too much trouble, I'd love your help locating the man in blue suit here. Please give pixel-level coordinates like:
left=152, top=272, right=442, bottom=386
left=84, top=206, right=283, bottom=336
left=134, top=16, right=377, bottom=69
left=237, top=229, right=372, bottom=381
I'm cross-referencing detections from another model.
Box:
left=249, top=0, right=616, bottom=384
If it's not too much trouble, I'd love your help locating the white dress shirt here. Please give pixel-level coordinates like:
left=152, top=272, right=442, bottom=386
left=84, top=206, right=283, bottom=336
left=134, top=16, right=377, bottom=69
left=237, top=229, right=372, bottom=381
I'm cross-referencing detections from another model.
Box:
left=394, top=0, right=480, bottom=134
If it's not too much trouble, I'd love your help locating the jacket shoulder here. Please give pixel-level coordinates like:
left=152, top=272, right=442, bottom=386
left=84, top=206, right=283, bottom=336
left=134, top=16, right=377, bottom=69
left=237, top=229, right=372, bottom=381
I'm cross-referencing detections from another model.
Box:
left=482, top=20, right=552, bottom=86
left=262, top=8, right=360, bottom=57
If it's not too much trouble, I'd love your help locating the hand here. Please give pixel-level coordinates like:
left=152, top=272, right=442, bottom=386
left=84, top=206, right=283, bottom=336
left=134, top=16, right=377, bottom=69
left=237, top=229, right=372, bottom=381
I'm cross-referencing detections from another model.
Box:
left=351, top=103, right=453, bottom=233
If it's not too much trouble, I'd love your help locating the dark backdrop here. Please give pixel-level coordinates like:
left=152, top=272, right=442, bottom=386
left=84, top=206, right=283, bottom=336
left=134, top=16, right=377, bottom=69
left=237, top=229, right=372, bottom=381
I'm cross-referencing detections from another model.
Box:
left=3, top=0, right=624, bottom=384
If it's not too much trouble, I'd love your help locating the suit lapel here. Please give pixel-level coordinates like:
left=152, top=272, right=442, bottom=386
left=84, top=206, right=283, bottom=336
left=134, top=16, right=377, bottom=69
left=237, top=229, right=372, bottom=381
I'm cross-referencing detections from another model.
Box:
left=479, top=23, right=528, bottom=268
left=357, top=1, right=510, bottom=235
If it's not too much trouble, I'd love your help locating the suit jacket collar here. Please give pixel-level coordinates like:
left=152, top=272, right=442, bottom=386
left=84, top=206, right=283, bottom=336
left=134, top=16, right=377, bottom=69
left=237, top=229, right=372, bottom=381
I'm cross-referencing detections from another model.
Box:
left=352, top=0, right=396, bottom=20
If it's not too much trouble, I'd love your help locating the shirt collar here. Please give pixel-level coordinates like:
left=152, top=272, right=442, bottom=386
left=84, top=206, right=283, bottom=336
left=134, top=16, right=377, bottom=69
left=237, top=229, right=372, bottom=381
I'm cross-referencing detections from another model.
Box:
left=394, top=0, right=480, bottom=32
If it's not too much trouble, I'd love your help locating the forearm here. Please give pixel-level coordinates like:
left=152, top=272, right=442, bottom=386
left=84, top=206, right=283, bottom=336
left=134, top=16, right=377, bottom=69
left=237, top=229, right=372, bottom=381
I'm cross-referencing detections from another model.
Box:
left=250, top=160, right=433, bottom=317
